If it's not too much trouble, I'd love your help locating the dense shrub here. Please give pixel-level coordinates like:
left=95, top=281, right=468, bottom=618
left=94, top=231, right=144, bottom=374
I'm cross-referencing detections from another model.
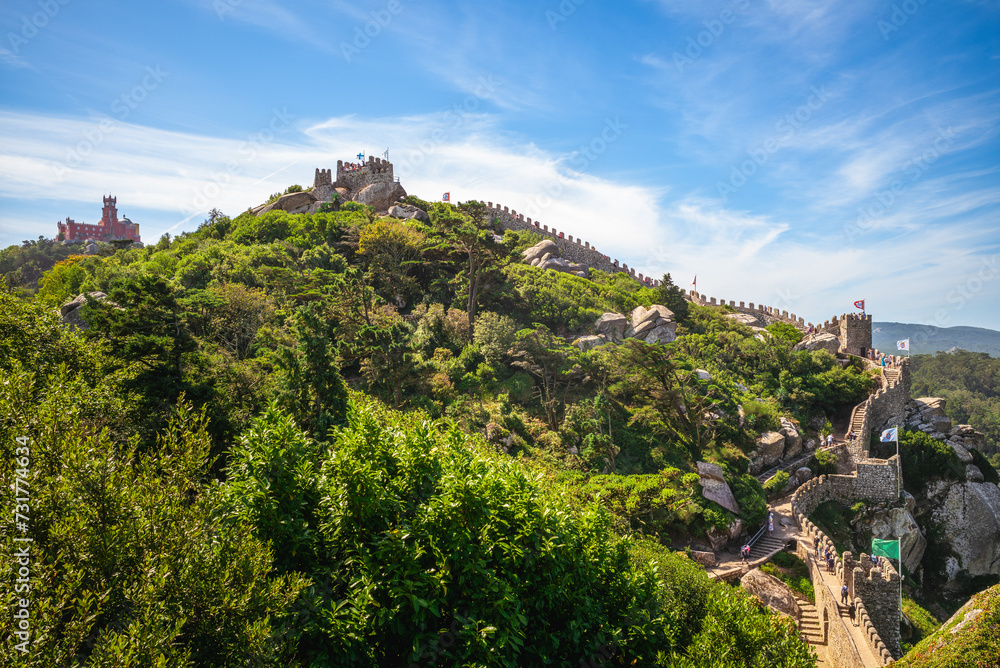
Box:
left=809, top=449, right=838, bottom=476
left=763, top=470, right=790, bottom=497
left=899, top=429, right=966, bottom=494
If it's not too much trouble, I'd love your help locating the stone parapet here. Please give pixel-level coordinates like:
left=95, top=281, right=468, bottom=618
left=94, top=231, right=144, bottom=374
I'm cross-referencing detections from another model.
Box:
left=482, top=202, right=661, bottom=286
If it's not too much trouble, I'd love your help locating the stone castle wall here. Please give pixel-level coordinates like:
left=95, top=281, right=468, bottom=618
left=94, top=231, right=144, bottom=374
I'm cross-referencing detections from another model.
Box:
left=792, top=468, right=902, bottom=664
left=797, top=540, right=871, bottom=668
left=483, top=202, right=662, bottom=286
left=685, top=291, right=812, bottom=329
left=331, top=156, right=395, bottom=192
left=847, top=361, right=910, bottom=461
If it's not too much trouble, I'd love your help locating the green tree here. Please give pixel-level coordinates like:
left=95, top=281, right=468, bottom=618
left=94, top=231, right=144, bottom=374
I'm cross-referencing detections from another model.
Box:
left=510, top=324, right=586, bottom=430
left=432, top=202, right=514, bottom=340
left=272, top=300, right=349, bottom=438
left=657, top=272, right=690, bottom=324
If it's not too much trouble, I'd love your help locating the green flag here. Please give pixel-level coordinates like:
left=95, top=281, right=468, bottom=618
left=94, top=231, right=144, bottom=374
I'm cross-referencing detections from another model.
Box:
left=872, top=538, right=899, bottom=559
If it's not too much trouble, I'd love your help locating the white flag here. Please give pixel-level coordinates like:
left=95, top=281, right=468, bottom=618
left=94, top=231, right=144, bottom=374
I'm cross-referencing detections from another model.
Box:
left=897, top=339, right=910, bottom=351
left=880, top=427, right=898, bottom=442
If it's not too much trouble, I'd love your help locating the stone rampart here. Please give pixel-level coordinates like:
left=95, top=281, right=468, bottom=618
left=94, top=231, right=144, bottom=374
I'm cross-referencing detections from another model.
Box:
left=685, top=291, right=811, bottom=329
left=797, top=540, right=870, bottom=668
left=792, top=470, right=901, bottom=663
left=846, top=360, right=910, bottom=462
left=483, top=202, right=662, bottom=286
left=847, top=553, right=902, bottom=659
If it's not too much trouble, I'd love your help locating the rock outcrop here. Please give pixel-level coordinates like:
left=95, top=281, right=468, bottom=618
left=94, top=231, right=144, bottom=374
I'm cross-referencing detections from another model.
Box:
left=870, top=506, right=927, bottom=572
left=931, top=481, right=1000, bottom=577
left=793, top=332, right=840, bottom=354
left=740, top=568, right=801, bottom=620
left=522, top=239, right=589, bottom=277
left=697, top=461, right=741, bottom=514
left=751, top=431, right=787, bottom=473
left=578, top=304, right=679, bottom=350
left=354, top=181, right=407, bottom=212
left=388, top=203, right=430, bottom=223
left=595, top=313, right=628, bottom=341
left=60, top=292, right=112, bottom=330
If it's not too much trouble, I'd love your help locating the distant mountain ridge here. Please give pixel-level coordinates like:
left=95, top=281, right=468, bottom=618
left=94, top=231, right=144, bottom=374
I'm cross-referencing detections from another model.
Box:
left=873, top=322, right=1000, bottom=357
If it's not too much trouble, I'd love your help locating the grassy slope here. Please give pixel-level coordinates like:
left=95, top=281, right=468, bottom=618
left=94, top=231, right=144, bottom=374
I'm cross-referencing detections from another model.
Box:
left=895, top=583, right=1000, bottom=668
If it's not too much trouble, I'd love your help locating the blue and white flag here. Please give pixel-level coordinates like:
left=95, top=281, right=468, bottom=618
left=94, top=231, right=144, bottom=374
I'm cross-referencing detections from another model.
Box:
left=897, top=339, right=910, bottom=351
left=880, top=427, right=898, bottom=442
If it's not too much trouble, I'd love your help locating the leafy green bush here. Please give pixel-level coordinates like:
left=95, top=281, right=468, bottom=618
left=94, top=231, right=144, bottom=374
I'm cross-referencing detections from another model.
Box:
left=275, top=396, right=676, bottom=665
left=763, top=470, right=790, bottom=497
left=766, top=322, right=804, bottom=346
left=810, top=449, right=838, bottom=476
left=761, top=554, right=815, bottom=604
left=630, top=540, right=817, bottom=667
left=899, top=428, right=965, bottom=494
left=742, top=399, right=782, bottom=433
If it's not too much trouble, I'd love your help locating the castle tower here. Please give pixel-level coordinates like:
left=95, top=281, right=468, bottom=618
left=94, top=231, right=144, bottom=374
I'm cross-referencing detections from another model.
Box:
left=101, top=195, right=118, bottom=236
left=839, top=313, right=872, bottom=356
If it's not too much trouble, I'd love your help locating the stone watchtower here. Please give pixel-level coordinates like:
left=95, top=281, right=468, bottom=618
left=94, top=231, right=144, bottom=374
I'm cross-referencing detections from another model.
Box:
left=845, top=553, right=902, bottom=659
left=839, top=313, right=873, bottom=356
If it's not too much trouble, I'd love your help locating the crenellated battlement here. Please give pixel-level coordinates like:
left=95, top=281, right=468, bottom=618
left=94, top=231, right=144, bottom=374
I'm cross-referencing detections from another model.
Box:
left=686, top=290, right=810, bottom=329
left=482, top=201, right=662, bottom=287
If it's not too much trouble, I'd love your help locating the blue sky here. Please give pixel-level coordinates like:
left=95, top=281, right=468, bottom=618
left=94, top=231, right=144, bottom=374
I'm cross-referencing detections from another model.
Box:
left=1, top=0, right=999, bottom=329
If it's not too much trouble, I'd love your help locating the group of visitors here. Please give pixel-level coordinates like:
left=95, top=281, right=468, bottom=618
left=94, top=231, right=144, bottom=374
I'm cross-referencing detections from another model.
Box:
left=865, top=348, right=897, bottom=368
left=814, top=538, right=836, bottom=573
left=343, top=161, right=365, bottom=171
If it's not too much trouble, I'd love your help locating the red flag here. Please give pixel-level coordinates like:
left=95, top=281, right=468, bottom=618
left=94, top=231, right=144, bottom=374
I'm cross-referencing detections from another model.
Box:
left=854, top=299, right=865, bottom=310
left=442, top=192, right=450, bottom=202
left=691, top=275, right=697, bottom=289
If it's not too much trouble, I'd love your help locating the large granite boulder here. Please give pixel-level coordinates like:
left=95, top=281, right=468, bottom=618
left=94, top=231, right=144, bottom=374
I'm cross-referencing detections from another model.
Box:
left=726, top=312, right=762, bottom=327
left=595, top=312, right=628, bottom=341
left=871, top=507, right=926, bottom=572
left=697, top=461, right=741, bottom=514
left=523, top=239, right=559, bottom=263
left=779, top=418, right=803, bottom=459
left=354, top=180, right=407, bottom=212
left=793, top=332, right=840, bottom=354
left=572, top=335, right=606, bottom=352
left=388, top=203, right=430, bottom=223
left=261, top=190, right=316, bottom=215
left=756, top=432, right=787, bottom=469
left=644, top=322, right=677, bottom=344
left=741, top=569, right=801, bottom=620
left=914, top=397, right=947, bottom=419
left=625, top=304, right=675, bottom=340
left=931, top=481, right=1000, bottom=577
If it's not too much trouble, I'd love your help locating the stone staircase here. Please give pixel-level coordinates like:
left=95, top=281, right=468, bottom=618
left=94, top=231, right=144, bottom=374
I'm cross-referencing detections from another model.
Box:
left=797, top=597, right=825, bottom=646
left=747, top=535, right=787, bottom=561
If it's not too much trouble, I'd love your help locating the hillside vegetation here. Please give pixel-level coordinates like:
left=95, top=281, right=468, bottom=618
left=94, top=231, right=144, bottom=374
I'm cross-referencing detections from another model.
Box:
left=910, top=350, right=1000, bottom=470
left=0, top=197, right=886, bottom=664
